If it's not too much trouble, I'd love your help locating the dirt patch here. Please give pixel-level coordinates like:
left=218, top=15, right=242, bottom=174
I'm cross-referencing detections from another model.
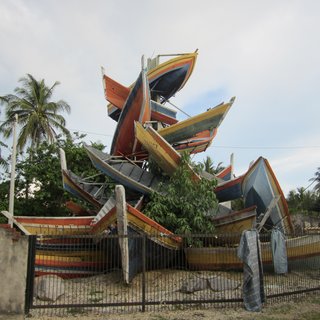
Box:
left=29, top=269, right=320, bottom=319
left=29, top=295, right=320, bottom=320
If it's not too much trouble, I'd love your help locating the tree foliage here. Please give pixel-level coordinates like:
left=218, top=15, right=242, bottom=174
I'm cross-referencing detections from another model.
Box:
left=286, top=187, right=320, bottom=217
left=310, top=167, right=320, bottom=193
left=0, top=133, right=111, bottom=216
left=144, top=153, right=218, bottom=238
left=0, top=74, right=71, bottom=151
left=0, top=141, right=9, bottom=170
left=199, top=156, right=224, bottom=175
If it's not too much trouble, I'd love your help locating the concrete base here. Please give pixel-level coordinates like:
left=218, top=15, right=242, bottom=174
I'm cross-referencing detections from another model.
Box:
left=0, top=228, right=28, bottom=315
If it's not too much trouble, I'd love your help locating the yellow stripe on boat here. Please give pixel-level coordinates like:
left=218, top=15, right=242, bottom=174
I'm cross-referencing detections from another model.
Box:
left=158, top=98, right=234, bottom=143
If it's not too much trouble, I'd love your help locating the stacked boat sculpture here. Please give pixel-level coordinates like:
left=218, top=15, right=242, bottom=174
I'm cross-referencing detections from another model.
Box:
left=4, top=51, right=320, bottom=280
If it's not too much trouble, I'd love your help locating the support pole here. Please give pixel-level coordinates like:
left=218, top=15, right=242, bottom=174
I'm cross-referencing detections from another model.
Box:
left=8, top=114, right=18, bottom=227
left=230, top=153, right=234, bottom=179
left=115, top=185, right=129, bottom=284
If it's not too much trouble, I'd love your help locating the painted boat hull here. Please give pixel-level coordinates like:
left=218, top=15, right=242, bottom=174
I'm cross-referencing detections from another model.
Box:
left=213, top=206, right=257, bottom=235
left=104, top=76, right=178, bottom=125
left=158, top=98, right=234, bottom=144
left=26, top=195, right=181, bottom=280
left=147, top=52, right=197, bottom=101
left=242, top=157, right=293, bottom=234
left=216, top=165, right=233, bottom=181
left=185, top=234, right=320, bottom=271
left=214, top=175, right=244, bottom=202
left=83, top=201, right=182, bottom=282
left=84, top=144, right=159, bottom=195
left=110, top=69, right=151, bottom=157
left=105, top=52, right=197, bottom=123
left=62, top=170, right=106, bottom=209
left=173, top=129, right=217, bottom=154
left=123, top=204, right=182, bottom=282
left=15, top=216, right=94, bottom=235
left=214, top=157, right=293, bottom=234
left=135, top=122, right=200, bottom=180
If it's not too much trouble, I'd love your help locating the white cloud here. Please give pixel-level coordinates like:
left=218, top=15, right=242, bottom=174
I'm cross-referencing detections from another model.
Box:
left=1, top=0, right=319, bottom=194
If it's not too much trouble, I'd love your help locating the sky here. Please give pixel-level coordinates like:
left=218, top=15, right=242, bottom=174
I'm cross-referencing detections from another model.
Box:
left=0, top=0, right=319, bottom=196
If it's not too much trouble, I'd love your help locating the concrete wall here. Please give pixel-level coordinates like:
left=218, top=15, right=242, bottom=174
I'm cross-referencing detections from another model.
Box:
left=0, top=228, right=28, bottom=315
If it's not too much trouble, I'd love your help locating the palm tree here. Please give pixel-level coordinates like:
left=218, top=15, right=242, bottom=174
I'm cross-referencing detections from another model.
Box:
left=0, top=74, right=71, bottom=151
left=0, top=106, right=8, bottom=169
left=310, top=167, right=320, bottom=193
left=0, top=141, right=8, bottom=170
left=201, top=156, right=224, bottom=175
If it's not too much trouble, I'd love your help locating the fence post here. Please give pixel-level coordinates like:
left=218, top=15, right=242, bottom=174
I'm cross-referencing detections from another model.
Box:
left=141, top=234, right=146, bottom=312
left=25, top=235, right=36, bottom=315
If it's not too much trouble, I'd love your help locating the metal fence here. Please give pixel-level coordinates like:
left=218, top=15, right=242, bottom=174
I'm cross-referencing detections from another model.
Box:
left=25, top=232, right=320, bottom=317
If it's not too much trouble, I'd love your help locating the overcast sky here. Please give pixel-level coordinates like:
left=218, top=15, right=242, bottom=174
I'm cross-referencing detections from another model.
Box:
left=1, top=0, right=319, bottom=196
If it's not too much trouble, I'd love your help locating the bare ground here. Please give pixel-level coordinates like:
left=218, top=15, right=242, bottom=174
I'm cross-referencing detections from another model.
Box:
left=27, top=295, right=320, bottom=320
left=27, top=269, right=320, bottom=320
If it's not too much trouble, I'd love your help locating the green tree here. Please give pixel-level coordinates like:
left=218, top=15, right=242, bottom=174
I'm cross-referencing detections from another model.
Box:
left=310, top=167, right=320, bottom=193
left=286, top=187, right=319, bottom=216
left=0, top=134, right=111, bottom=216
left=0, top=141, right=8, bottom=170
left=200, top=156, right=224, bottom=175
left=144, top=153, right=218, bottom=239
left=0, top=180, right=10, bottom=223
left=0, top=74, right=71, bottom=151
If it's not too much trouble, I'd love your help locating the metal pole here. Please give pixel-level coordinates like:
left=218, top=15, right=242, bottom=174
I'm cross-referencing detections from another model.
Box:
left=25, top=235, right=36, bottom=315
left=167, top=100, right=191, bottom=118
left=8, top=114, right=18, bottom=227
left=141, top=234, right=146, bottom=312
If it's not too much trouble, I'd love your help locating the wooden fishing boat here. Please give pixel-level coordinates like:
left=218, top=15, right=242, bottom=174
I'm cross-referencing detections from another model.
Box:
left=61, top=169, right=109, bottom=210
left=135, top=122, right=200, bottom=180
left=34, top=253, right=110, bottom=279
left=216, top=164, right=233, bottom=181
left=24, top=193, right=180, bottom=281
left=23, top=182, right=179, bottom=282
left=158, top=98, right=235, bottom=144
left=173, top=129, right=217, bottom=154
left=15, top=216, right=94, bottom=235
left=91, top=199, right=181, bottom=283
left=84, top=143, right=160, bottom=195
left=104, top=52, right=197, bottom=122
left=213, top=205, right=257, bottom=235
left=214, top=175, right=244, bottom=202
left=110, top=65, right=151, bottom=157
left=242, top=157, right=294, bottom=234
left=65, top=201, right=93, bottom=216
left=92, top=203, right=181, bottom=249
left=214, top=157, right=293, bottom=234
left=147, top=52, right=198, bottom=102
left=60, top=148, right=112, bottom=211
left=185, top=234, right=320, bottom=271
left=104, top=74, right=178, bottom=125
left=0, top=210, right=117, bottom=279
left=34, top=241, right=117, bottom=279
left=35, top=266, right=102, bottom=279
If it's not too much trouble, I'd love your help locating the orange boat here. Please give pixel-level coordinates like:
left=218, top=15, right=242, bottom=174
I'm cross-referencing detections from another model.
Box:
left=104, top=52, right=197, bottom=124
left=104, top=74, right=178, bottom=125
left=185, top=234, right=320, bottom=271
left=173, top=129, right=217, bottom=154
left=135, top=121, right=200, bottom=181
left=110, top=65, right=151, bottom=157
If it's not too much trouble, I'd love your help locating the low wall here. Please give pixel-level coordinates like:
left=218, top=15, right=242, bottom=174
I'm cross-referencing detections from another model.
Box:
left=0, top=228, right=28, bottom=315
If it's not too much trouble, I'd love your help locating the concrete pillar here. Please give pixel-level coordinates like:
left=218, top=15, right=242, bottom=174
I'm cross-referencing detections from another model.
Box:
left=0, top=228, right=28, bottom=316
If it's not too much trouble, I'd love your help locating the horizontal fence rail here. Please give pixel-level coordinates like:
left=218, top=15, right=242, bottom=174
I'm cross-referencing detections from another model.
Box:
left=25, top=232, right=320, bottom=317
